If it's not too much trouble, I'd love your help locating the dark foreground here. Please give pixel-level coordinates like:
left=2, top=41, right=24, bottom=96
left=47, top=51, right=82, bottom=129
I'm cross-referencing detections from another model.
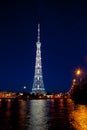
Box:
left=0, top=99, right=87, bottom=130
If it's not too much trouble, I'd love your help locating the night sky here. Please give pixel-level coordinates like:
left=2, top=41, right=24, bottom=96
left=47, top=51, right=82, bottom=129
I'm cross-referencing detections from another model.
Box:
left=0, top=0, right=87, bottom=93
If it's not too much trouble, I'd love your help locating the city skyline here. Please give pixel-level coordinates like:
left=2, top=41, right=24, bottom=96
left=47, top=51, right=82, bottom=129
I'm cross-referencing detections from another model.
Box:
left=0, top=0, right=87, bottom=92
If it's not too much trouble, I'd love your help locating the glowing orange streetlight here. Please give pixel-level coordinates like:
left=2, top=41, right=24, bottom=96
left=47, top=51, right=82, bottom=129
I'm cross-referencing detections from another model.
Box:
left=75, top=68, right=82, bottom=83
left=76, top=69, right=82, bottom=76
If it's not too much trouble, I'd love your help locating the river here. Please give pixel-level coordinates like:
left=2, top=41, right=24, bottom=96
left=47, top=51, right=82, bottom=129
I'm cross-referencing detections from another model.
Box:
left=0, top=99, right=87, bottom=130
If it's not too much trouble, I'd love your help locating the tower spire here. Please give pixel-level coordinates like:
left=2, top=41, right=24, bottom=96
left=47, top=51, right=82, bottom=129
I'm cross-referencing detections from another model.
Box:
left=37, top=23, right=40, bottom=42
left=32, top=24, right=45, bottom=94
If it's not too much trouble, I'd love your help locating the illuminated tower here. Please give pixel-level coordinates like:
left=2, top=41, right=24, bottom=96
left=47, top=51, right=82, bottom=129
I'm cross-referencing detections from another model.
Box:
left=32, top=24, right=45, bottom=94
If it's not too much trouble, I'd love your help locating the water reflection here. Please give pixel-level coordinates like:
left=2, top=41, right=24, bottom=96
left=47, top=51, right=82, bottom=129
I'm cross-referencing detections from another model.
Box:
left=18, top=100, right=27, bottom=130
left=0, top=99, right=2, bottom=108
left=47, top=99, right=74, bottom=130
left=0, top=99, right=12, bottom=130
left=0, top=99, right=87, bottom=130
left=27, top=100, right=48, bottom=130
left=70, top=105, right=87, bottom=130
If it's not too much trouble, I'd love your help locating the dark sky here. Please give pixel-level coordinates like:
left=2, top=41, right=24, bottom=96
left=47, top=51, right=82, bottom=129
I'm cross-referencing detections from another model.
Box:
left=0, top=0, right=87, bottom=92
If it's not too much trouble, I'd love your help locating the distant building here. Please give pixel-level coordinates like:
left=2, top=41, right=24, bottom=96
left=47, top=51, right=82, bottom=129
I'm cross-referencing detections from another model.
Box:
left=0, top=92, right=16, bottom=98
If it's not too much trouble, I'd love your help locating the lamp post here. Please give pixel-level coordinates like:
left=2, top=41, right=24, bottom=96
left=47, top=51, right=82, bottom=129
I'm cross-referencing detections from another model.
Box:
left=75, top=68, right=82, bottom=84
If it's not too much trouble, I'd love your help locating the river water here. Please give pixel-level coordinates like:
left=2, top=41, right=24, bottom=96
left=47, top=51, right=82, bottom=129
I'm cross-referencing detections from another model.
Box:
left=0, top=99, right=87, bottom=130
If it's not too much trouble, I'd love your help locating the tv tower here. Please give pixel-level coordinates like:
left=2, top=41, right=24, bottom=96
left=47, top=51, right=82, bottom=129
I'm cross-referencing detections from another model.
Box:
left=32, top=24, right=45, bottom=94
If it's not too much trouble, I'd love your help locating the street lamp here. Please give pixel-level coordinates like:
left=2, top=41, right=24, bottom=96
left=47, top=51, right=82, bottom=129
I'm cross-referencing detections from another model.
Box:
left=75, top=68, right=82, bottom=83
left=72, top=79, right=76, bottom=85
left=76, top=69, right=81, bottom=76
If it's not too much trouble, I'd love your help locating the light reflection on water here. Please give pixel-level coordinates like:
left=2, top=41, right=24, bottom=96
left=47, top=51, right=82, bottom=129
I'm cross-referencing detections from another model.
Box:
left=70, top=105, right=87, bottom=130
left=27, top=100, right=48, bottom=130
left=0, top=99, right=87, bottom=130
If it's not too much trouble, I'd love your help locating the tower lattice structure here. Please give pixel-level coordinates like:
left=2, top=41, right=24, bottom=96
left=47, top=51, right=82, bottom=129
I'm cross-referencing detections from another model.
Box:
left=32, top=24, right=45, bottom=94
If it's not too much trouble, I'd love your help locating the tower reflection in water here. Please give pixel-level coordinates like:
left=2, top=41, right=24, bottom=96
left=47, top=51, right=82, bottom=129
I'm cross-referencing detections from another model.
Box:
left=27, top=100, right=48, bottom=130
left=70, top=105, right=87, bottom=130
left=28, top=100, right=47, bottom=130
